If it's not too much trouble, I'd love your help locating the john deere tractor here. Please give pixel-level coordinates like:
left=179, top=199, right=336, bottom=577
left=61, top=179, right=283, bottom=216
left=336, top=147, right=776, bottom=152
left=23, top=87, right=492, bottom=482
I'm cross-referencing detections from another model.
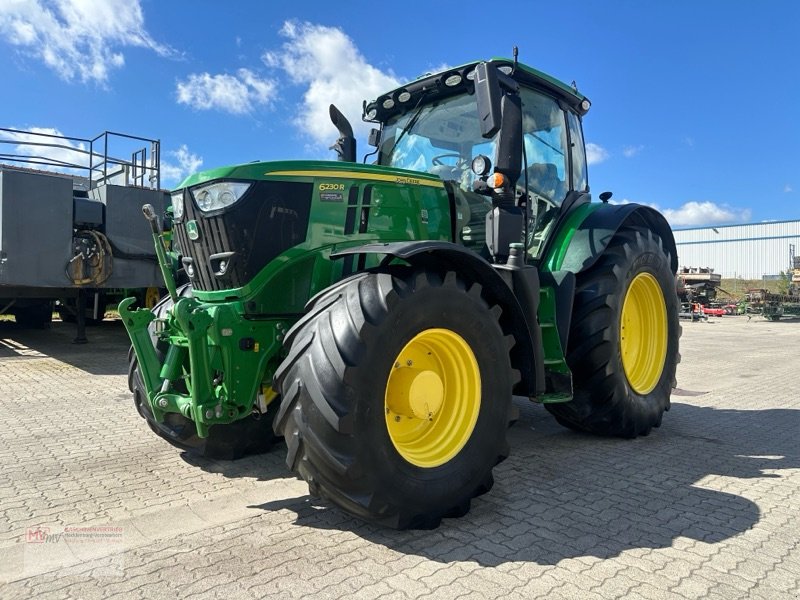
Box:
left=122, top=58, right=679, bottom=529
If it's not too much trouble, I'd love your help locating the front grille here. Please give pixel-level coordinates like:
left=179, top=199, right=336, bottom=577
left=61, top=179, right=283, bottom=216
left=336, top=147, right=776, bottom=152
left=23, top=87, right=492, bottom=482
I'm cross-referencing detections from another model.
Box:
left=173, top=180, right=313, bottom=291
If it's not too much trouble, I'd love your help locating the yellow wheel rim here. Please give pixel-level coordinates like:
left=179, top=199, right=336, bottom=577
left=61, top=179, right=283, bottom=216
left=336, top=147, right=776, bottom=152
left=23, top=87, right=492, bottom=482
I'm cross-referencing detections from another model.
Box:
left=384, top=328, right=481, bottom=468
left=620, top=272, right=668, bottom=394
left=144, top=287, right=160, bottom=309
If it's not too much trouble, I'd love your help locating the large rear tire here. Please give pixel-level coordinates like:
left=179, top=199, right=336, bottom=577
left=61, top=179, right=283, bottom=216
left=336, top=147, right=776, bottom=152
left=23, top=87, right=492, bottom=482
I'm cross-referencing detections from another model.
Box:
left=545, top=226, right=679, bottom=437
left=273, top=268, right=515, bottom=529
left=128, top=285, right=281, bottom=460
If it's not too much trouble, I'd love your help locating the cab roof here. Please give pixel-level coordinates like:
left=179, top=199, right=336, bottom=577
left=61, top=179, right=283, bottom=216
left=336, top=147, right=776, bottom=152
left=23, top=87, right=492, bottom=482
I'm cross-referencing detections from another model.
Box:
left=364, top=58, right=590, bottom=123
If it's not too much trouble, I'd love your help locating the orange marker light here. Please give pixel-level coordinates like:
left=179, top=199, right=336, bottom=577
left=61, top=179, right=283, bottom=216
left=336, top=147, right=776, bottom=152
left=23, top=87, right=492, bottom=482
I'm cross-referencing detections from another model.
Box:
left=488, top=173, right=506, bottom=189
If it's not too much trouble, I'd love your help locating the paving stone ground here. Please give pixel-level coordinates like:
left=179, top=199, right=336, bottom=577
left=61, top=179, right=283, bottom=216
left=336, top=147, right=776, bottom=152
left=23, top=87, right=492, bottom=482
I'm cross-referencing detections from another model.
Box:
left=0, top=314, right=798, bottom=599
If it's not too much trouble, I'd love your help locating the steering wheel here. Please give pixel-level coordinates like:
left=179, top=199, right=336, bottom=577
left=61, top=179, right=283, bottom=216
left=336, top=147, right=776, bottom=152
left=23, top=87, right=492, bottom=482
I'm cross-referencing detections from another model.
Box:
left=431, top=153, right=463, bottom=166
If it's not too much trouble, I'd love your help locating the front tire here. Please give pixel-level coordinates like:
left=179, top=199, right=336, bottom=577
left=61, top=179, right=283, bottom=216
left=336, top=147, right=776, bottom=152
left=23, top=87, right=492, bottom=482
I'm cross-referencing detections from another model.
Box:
left=273, top=268, right=515, bottom=529
left=546, top=226, right=679, bottom=437
left=129, top=356, right=281, bottom=459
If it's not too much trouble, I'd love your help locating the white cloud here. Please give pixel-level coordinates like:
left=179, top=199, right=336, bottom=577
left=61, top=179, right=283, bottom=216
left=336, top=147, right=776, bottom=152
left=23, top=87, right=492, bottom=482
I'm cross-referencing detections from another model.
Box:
left=610, top=197, right=751, bottom=227
left=176, top=69, right=277, bottom=115
left=0, top=0, right=173, bottom=85
left=622, top=144, right=644, bottom=158
left=662, top=201, right=751, bottom=227
left=2, top=126, right=90, bottom=172
left=784, top=184, right=793, bottom=193
left=682, top=136, right=695, bottom=148
left=609, top=197, right=659, bottom=210
left=425, top=62, right=453, bottom=76
left=585, top=143, right=609, bottom=165
left=161, top=145, right=203, bottom=185
left=263, top=20, right=400, bottom=147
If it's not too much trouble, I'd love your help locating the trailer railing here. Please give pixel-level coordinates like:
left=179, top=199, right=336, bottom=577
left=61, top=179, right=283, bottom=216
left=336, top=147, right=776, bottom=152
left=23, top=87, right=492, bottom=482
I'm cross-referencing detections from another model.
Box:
left=0, top=127, right=161, bottom=189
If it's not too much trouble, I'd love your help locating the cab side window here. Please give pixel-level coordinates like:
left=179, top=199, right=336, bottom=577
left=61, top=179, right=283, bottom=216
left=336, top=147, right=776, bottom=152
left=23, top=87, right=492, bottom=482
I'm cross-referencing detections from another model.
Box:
left=519, top=89, right=569, bottom=204
left=567, top=111, right=588, bottom=193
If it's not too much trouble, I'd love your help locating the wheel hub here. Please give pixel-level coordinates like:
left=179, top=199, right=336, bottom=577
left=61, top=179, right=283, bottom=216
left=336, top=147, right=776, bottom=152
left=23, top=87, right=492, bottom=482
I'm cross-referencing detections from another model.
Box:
left=386, top=367, right=444, bottom=420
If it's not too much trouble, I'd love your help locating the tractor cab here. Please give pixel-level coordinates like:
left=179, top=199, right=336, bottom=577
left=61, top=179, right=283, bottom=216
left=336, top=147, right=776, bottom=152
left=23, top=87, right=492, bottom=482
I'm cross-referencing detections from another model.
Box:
left=364, top=59, right=590, bottom=259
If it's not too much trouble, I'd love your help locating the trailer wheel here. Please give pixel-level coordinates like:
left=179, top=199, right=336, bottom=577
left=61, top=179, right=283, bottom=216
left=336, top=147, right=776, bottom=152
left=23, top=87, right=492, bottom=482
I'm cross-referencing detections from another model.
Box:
left=13, top=302, right=53, bottom=329
left=546, top=227, right=679, bottom=437
left=129, top=284, right=281, bottom=459
left=144, top=287, right=161, bottom=309
left=274, top=269, right=515, bottom=529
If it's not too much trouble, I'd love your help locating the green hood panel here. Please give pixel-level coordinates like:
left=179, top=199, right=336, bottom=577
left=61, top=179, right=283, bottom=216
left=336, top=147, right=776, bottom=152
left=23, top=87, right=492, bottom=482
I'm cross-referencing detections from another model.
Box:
left=177, top=160, right=445, bottom=190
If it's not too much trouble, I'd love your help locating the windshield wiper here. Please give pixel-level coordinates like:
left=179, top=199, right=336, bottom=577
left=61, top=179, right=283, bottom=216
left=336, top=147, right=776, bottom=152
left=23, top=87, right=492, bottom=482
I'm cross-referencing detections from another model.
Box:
left=385, top=92, right=431, bottom=160
left=529, top=132, right=564, bottom=157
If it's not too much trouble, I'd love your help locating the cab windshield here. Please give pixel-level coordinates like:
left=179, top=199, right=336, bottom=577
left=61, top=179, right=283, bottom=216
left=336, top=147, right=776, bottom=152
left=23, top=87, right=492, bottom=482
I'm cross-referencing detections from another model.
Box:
left=378, top=88, right=586, bottom=203
left=377, top=86, right=588, bottom=257
left=378, top=92, right=495, bottom=192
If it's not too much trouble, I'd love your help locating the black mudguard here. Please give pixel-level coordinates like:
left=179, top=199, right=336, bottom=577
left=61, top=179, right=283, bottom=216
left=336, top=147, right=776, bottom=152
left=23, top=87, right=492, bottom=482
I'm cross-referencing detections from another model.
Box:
left=558, top=203, right=678, bottom=275
left=331, top=241, right=538, bottom=396
left=545, top=202, right=678, bottom=368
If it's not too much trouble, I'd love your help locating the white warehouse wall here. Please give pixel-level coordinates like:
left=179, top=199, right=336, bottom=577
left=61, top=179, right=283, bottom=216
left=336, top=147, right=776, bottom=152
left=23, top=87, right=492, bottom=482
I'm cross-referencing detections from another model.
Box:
left=672, top=220, right=800, bottom=279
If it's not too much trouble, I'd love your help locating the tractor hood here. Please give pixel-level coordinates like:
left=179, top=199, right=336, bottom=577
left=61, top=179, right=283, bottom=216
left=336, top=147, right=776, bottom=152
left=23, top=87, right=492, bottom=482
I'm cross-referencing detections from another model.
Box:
left=170, top=160, right=449, bottom=294
left=175, top=160, right=445, bottom=191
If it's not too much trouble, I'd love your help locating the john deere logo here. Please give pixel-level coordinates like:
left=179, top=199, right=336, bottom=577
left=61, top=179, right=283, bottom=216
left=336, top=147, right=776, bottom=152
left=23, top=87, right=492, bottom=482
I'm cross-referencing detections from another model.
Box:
left=186, top=220, right=200, bottom=240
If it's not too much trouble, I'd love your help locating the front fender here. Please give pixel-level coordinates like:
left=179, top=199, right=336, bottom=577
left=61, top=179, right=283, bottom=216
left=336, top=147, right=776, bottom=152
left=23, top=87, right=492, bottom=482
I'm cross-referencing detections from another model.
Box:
left=331, top=241, right=538, bottom=396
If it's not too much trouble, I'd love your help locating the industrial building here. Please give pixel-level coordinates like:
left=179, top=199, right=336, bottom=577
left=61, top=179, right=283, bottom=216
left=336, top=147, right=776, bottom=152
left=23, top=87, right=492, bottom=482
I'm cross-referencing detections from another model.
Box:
left=672, top=220, right=800, bottom=279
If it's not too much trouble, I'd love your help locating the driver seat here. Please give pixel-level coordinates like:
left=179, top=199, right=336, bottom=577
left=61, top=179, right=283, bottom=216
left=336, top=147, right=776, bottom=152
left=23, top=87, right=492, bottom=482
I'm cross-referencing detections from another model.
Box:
left=526, top=163, right=564, bottom=201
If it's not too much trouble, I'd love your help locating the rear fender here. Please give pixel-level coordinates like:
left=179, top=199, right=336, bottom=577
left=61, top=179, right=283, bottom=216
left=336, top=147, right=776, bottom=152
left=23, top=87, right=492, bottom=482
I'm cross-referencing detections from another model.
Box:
left=550, top=203, right=678, bottom=274
left=331, top=241, right=537, bottom=395
left=542, top=203, right=678, bottom=366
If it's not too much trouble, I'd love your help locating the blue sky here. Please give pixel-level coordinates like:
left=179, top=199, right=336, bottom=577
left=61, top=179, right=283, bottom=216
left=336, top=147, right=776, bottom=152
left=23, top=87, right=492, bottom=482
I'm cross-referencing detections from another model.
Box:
left=1, top=0, right=798, bottom=227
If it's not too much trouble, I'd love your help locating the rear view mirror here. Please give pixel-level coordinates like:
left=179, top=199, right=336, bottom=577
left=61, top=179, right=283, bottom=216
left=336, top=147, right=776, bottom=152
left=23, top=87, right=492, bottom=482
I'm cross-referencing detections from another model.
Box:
left=368, top=128, right=381, bottom=147
left=474, top=62, right=522, bottom=187
left=475, top=63, right=502, bottom=139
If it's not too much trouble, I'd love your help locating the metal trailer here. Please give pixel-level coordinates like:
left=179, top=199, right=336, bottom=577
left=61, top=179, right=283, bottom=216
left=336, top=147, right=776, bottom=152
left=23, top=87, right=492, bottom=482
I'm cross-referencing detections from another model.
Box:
left=0, top=127, right=168, bottom=339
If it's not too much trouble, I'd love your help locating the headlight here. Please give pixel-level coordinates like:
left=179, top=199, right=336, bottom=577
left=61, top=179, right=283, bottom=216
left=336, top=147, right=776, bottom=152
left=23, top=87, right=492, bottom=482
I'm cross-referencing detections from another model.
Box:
left=191, top=181, right=252, bottom=213
left=170, top=190, right=184, bottom=220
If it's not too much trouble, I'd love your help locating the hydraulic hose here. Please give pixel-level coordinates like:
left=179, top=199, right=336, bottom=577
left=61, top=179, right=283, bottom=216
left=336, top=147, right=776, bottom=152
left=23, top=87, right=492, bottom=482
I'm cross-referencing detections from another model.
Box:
left=142, top=204, right=178, bottom=303
left=65, top=230, right=113, bottom=286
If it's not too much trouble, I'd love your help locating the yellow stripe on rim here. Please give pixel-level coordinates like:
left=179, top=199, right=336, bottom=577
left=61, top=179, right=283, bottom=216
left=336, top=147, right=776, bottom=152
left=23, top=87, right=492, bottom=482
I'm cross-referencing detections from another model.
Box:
left=267, top=170, right=445, bottom=188
left=384, top=328, right=481, bottom=468
left=620, top=272, right=668, bottom=394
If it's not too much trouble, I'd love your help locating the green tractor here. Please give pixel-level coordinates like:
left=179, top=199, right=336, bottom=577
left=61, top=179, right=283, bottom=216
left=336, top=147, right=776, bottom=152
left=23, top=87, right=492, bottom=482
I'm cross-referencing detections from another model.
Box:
left=122, top=58, right=679, bottom=529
